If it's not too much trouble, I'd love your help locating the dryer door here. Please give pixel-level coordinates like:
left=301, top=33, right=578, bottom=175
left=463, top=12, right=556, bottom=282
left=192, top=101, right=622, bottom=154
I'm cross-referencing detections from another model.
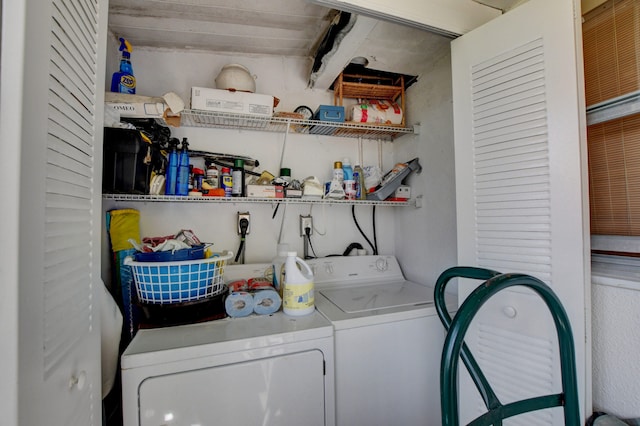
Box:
left=138, top=349, right=326, bottom=426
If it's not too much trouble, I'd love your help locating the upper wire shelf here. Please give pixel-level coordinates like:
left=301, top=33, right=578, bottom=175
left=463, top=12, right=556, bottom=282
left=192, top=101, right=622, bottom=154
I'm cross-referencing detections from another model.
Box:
left=179, top=109, right=415, bottom=141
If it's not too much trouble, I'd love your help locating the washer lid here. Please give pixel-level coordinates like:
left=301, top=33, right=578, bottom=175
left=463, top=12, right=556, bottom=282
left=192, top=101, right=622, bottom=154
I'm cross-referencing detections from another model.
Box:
left=319, top=280, right=433, bottom=313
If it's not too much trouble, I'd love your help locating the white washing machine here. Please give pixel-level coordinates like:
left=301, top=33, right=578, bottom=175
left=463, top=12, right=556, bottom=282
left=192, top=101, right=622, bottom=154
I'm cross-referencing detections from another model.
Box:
left=311, top=255, right=456, bottom=426
left=121, top=263, right=335, bottom=426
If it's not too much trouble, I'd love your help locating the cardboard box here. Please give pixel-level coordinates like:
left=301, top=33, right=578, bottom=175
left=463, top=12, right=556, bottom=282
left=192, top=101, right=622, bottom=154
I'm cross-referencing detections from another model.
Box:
left=246, top=185, right=285, bottom=198
left=285, top=188, right=303, bottom=198
left=105, top=92, right=183, bottom=127
left=191, top=87, right=273, bottom=117
left=105, top=92, right=169, bottom=118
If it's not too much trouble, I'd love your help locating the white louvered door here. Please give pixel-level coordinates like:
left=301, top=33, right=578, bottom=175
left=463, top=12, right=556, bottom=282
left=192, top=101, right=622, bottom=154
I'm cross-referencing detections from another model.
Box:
left=452, top=0, right=590, bottom=424
left=3, top=0, right=108, bottom=425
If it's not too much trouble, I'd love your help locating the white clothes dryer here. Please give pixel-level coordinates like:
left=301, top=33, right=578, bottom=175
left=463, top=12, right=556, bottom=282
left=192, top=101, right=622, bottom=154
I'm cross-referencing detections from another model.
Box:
left=311, top=255, right=456, bottom=426
left=121, top=263, right=335, bottom=426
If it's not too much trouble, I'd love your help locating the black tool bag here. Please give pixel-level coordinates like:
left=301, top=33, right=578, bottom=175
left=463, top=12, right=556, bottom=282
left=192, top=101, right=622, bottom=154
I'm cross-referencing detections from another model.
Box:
left=102, top=127, right=154, bottom=194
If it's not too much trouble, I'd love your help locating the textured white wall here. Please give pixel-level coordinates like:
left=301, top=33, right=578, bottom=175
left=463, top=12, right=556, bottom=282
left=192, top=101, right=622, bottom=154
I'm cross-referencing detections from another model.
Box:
left=102, top=42, right=442, bottom=270
left=392, top=40, right=457, bottom=286
left=591, top=278, right=640, bottom=419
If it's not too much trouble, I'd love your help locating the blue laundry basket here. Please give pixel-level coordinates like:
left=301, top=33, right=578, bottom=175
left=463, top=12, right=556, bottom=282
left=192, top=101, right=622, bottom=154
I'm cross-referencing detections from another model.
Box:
left=124, top=251, right=233, bottom=304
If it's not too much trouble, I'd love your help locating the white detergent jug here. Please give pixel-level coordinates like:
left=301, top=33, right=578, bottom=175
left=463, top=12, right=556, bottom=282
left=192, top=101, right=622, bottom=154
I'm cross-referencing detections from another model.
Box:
left=282, top=251, right=315, bottom=316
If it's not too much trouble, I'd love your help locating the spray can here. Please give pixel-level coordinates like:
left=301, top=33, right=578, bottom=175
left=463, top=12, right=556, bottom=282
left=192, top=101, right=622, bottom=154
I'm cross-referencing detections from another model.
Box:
left=282, top=251, right=315, bottom=316
left=206, top=164, right=219, bottom=189
left=232, top=159, right=245, bottom=197
left=221, top=167, right=233, bottom=198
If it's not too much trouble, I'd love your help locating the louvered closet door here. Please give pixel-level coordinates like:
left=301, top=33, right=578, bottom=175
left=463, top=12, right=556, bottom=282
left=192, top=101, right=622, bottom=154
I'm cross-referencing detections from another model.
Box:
left=451, top=0, right=590, bottom=424
left=14, top=0, right=108, bottom=425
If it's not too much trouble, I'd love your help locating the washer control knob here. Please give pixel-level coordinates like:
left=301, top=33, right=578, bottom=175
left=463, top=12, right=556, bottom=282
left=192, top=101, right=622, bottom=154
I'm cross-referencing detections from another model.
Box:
left=503, top=306, right=517, bottom=318
left=375, top=257, right=388, bottom=272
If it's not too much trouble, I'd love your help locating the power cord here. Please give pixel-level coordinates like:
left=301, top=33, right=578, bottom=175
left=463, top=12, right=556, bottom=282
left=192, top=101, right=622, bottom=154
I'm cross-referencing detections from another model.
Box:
left=304, top=226, right=317, bottom=259
left=235, top=218, right=249, bottom=263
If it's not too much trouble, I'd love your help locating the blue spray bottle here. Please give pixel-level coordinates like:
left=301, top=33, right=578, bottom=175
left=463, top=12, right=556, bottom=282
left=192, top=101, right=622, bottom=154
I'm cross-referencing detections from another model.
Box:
left=110, top=38, right=136, bottom=94
left=165, top=138, right=179, bottom=195
left=176, top=138, right=190, bottom=196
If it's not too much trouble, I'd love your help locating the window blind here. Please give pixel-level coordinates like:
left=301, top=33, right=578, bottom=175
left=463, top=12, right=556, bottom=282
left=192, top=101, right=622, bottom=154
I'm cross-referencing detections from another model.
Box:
left=584, top=0, right=640, bottom=237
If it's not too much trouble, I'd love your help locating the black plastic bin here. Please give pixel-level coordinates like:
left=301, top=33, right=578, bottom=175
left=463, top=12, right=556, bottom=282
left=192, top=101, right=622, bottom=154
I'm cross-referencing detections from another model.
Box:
left=103, top=127, right=152, bottom=194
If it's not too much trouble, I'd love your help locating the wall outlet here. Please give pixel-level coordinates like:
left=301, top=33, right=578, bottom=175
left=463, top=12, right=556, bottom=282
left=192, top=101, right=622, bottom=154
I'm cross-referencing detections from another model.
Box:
left=237, top=211, right=250, bottom=235
left=300, top=215, right=313, bottom=236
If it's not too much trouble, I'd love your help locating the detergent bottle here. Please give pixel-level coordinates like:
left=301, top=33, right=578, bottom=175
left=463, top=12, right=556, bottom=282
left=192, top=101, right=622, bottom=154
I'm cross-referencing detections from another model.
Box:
left=176, top=138, right=190, bottom=196
left=282, top=252, right=315, bottom=316
left=110, top=38, right=136, bottom=94
left=165, top=138, right=179, bottom=195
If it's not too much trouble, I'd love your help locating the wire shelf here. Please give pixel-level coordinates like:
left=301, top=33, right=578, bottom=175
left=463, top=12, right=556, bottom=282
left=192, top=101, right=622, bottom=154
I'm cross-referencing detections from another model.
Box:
left=180, top=109, right=414, bottom=141
left=103, top=193, right=412, bottom=207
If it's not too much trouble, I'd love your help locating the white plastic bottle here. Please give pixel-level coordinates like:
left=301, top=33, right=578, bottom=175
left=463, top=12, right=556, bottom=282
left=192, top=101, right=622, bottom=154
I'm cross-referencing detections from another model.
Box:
left=282, top=251, right=315, bottom=316
left=270, top=243, right=289, bottom=296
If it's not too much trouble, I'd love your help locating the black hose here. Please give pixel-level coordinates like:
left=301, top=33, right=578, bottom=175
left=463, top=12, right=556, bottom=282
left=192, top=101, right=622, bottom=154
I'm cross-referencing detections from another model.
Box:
left=342, top=242, right=363, bottom=256
left=352, top=205, right=377, bottom=255
left=372, top=206, right=378, bottom=255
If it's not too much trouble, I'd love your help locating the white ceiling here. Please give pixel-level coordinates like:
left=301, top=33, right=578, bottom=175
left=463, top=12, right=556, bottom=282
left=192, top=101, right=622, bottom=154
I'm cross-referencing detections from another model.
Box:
left=107, top=0, right=337, bottom=57
left=107, top=0, right=454, bottom=89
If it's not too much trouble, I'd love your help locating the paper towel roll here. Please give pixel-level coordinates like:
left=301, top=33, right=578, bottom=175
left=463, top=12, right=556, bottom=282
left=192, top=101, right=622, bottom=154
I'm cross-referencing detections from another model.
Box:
left=225, top=291, right=254, bottom=317
left=348, top=100, right=403, bottom=125
left=253, top=289, right=282, bottom=315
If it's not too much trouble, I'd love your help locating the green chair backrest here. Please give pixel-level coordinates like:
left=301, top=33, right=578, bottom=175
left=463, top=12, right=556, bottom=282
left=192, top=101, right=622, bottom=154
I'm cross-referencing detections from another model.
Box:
left=434, top=267, right=580, bottom=426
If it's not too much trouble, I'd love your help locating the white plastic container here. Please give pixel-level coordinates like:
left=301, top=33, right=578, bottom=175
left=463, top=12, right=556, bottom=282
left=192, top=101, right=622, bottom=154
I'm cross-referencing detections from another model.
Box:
left=282, top=252, right=315, bottom=316
left=270, top=243, right=289, bottom=295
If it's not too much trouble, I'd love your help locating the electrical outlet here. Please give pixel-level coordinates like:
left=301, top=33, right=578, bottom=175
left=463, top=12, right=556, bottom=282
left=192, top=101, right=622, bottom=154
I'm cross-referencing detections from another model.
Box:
left=300, top=215, right=313, bottom=236
left=237, top=211, right=250, bottom=235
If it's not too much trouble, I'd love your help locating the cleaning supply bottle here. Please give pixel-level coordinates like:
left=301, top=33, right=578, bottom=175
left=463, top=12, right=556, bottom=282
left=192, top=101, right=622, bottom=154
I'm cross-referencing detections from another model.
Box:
left=110, top=38, right=136, bottom=94
left=343, top=158, right=356, bottom=200
left=165, top=138, right=179, bottom=195
left=282, top=251, right=315, bottom=316
left=333, top=161, right=344, bottom=184
left=342, top=158, right=354, bottom=181
left=176, top=138, right=190, bottom=196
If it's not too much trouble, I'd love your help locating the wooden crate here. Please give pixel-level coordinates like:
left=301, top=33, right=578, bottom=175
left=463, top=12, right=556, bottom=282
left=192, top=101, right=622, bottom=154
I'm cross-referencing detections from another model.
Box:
left=333, top=72, right=405, bottom=126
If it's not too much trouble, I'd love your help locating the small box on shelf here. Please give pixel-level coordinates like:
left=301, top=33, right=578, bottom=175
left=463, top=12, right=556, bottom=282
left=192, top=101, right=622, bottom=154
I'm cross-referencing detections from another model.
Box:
left=190, top=87, right=274, bottom=118
left=309, top=105, right=345, bottom=135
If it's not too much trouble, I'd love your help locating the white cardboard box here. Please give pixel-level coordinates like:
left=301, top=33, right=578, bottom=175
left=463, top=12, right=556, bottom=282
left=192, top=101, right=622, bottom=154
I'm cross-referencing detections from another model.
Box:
left=191, top=87, right=273, bottom=117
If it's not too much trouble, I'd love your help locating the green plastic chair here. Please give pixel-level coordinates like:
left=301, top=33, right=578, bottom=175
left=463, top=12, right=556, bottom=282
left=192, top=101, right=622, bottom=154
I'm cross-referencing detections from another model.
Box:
left=434, top=266, right=580, bottom=426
